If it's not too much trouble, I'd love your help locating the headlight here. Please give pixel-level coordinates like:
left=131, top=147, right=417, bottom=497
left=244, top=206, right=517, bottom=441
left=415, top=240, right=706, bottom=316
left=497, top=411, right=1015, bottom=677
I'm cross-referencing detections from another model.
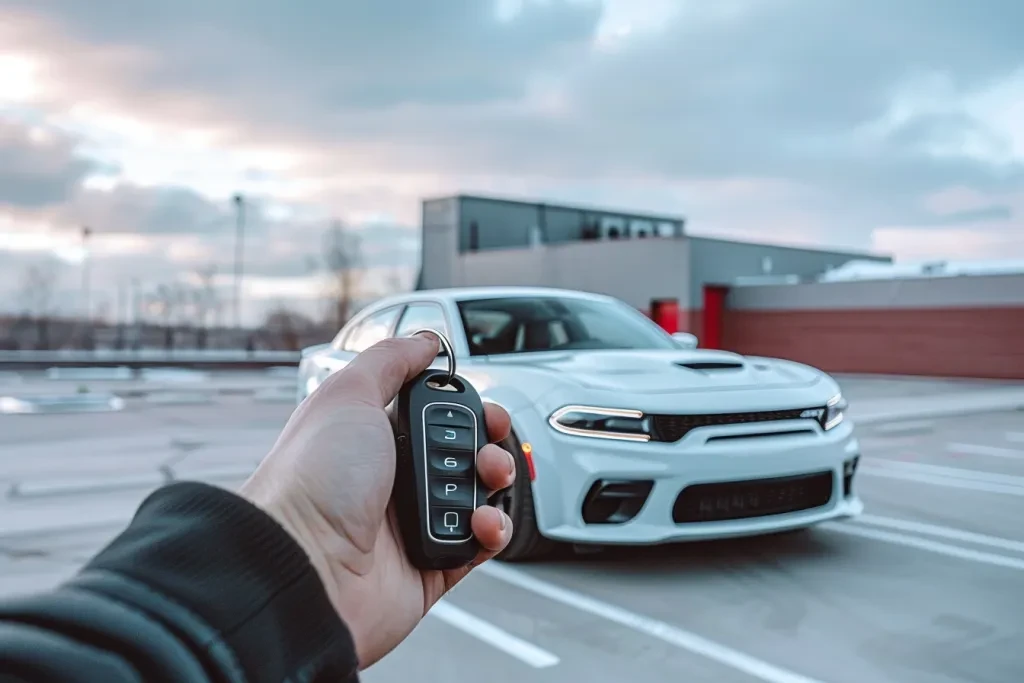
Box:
left=824, top=393, right=847, bottom=430
left=548, top=405, right=652, bottom=442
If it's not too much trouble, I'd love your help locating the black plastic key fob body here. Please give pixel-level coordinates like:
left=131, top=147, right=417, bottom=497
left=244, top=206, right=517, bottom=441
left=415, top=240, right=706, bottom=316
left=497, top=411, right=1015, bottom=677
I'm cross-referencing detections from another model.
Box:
left=391, top=368, right=486, bottom=570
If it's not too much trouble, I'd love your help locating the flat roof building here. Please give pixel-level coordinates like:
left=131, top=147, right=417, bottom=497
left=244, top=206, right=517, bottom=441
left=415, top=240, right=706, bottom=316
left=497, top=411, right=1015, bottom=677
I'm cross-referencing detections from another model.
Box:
left=416, top=193, right=891, bottom=347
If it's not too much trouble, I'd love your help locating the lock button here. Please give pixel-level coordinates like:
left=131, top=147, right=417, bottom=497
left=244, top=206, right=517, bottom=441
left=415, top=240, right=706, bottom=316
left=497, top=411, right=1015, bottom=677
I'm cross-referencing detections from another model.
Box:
left=425, top=424, right=475, bottom=451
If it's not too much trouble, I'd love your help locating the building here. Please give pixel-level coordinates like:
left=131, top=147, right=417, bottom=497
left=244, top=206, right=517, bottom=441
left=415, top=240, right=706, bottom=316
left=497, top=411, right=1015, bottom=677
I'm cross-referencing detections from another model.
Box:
left=416, top=193, right=890, bottom=348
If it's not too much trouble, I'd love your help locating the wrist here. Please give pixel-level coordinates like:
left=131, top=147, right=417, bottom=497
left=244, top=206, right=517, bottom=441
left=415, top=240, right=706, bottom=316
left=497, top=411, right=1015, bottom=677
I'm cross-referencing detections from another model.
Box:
left=239, top=477, right=343, bottom=606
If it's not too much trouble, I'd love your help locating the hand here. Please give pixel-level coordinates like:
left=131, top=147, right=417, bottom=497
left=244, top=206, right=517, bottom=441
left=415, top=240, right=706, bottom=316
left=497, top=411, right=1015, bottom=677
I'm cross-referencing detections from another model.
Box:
left=239, top=331, right=516, bottom=669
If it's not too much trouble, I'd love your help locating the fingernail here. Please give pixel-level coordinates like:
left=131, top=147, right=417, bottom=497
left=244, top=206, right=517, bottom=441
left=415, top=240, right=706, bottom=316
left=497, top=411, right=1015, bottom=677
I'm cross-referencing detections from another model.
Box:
left=499, top=511, right=508, bottom=531
left=412, top=330, right=441, bottom=352
left=507, top=451, right=515, bottom=475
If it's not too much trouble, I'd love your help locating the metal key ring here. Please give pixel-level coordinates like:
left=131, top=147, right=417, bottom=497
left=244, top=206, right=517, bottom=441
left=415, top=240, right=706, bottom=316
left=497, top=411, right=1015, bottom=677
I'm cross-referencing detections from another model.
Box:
left=409, top=328, right=456, bottom=386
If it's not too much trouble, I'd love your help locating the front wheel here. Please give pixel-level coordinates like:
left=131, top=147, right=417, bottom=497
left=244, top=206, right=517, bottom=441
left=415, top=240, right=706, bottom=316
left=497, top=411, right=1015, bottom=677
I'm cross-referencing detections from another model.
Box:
left=489, top=430, right=558, bottom=562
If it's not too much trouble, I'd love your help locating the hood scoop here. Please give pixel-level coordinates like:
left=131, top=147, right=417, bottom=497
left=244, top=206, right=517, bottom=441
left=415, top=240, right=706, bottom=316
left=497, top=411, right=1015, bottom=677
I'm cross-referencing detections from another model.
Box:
left=675, top=361, right=744, bottom=371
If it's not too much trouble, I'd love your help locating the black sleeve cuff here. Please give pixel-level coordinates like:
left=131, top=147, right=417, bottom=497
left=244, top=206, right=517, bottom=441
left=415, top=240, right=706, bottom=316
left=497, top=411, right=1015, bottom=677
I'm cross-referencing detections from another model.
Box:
left=76, top=481, right=359, bottom=682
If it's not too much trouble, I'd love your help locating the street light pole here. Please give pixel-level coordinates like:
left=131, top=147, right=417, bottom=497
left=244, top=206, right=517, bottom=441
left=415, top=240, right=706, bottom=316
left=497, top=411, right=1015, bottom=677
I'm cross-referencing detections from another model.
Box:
left=81, top=226, right=92, bottom=347
left=232, top=194, right=245, bottom=332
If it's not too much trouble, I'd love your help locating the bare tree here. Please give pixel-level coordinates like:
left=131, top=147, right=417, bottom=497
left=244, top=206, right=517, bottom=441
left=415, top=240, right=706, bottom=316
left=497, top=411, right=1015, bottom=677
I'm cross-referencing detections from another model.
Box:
left=320, top=219, right=363, bottom=329
left=18, top=262, right=61, bottom=349
left=263, top=304, right=315, bottom=351
left=192, top=264, right=220, bottom=329
left=19, top=262, right=60, bottom=319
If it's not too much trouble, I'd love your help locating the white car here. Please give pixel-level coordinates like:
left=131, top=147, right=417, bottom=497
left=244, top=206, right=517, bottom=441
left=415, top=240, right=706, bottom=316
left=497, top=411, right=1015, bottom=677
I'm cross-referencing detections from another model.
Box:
left=297, top=286, right=864, bottom=561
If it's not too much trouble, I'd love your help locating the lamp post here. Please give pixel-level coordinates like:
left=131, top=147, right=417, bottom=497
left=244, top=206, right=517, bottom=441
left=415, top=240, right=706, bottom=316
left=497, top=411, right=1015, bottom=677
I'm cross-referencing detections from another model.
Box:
left=232, top=193, right=245, bottom=332
left=81, top=226, right=92, bottom=348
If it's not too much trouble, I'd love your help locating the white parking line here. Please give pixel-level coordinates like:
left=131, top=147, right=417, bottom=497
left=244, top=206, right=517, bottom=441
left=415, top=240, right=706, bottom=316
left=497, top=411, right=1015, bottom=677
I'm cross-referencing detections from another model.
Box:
left=947, top=443, right=1024, bottom=459
left=428, top=600, right=560, bottom=669
left=852, top=514, right=1024, bottom=554
left=822, top=523, right=1024, bottom=572
left=860, top=461, right=1024, bottom=497
left=477, top=562, right=826, bottom=683
left=871, top=420, right=935, bottom=435
left=1005, top=432, right=1024, bottom=443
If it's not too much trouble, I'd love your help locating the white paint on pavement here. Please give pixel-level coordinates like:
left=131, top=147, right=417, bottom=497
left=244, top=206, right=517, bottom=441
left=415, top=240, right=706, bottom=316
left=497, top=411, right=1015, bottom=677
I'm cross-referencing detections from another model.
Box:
left=871, top=420, right=935, bottom=435
left=477, top=562, right=827, bottom=683
left=852, top=514, right=1024, bottom=554
left=822, top=523, right=1024, bottom=572
left=428, top=600, right=560, bottom=669
left=1005, top=432, right=1024, bottom=443
left=860, top=460, right=1024, bottom=497
left=946, top=443, right=1024, bottom=459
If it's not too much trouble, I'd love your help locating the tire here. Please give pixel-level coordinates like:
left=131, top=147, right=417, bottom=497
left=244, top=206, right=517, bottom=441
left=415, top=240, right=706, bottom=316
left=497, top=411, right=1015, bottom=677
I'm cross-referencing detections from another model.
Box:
left=490, top=430, right=559, bottom=562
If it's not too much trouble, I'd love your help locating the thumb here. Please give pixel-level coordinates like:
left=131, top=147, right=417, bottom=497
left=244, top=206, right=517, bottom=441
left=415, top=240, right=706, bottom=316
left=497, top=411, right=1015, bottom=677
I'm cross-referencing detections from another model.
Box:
left=320, top=331, right=442, bottom=408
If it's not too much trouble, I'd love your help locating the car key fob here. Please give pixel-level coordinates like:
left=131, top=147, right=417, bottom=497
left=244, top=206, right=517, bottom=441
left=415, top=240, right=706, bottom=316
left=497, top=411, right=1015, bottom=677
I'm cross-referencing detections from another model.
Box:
left=390, top=334, right=486, bottom=570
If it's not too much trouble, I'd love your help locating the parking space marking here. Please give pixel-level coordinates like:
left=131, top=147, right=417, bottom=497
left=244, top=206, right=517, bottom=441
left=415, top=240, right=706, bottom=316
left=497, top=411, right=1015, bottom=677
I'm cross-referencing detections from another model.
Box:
left=870, top=420, right=935, bottom=435
left=478, top=562, right=827, bottom=683
left=946, top=443, right=1024, bottom=459
left=860, top=461, right=1024, bottom=497
left=1006, top=432, right=1024, bottom=443
left=428, top=600, right=560, bottom=668
left=852, top=514, right=1024, bottom=554
left=822, top=523, right=1024, bottom=571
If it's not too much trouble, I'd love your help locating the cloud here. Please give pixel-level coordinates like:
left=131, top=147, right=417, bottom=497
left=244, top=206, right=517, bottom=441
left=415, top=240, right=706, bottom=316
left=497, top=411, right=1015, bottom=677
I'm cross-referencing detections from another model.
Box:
left=0, top=119, right=95, bottom=207
left=2, top=0, right=1024, bottom=326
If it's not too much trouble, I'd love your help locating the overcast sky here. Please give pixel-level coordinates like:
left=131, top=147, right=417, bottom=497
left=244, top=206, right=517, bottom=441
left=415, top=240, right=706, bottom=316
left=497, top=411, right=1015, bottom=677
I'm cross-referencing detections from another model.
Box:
left=1, top=0, right=1022, bottom=324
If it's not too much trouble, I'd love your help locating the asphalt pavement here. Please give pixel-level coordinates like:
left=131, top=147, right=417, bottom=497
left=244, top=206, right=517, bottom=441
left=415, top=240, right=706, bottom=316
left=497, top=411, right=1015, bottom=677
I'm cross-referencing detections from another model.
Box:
left=1, top=373, right=1023, bottom=682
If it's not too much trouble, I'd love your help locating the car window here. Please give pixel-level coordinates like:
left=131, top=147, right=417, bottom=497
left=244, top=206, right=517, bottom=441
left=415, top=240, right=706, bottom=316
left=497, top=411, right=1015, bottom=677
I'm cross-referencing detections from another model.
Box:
left=394, top=302, right=449, bottom=339
left=342, top=307, right=401, bottom=352
left=457, top=296, right=676, bottom=356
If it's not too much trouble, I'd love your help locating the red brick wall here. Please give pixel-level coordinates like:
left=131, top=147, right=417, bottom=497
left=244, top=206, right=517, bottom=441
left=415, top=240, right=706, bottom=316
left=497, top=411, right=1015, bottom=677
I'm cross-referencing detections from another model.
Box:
left=721, top=307, right=1024, bottom=380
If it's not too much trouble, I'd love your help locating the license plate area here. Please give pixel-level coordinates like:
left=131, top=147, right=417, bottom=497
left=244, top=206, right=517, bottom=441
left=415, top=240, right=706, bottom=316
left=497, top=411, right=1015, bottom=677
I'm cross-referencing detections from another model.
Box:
left=672, top=471, right=834, bottom=523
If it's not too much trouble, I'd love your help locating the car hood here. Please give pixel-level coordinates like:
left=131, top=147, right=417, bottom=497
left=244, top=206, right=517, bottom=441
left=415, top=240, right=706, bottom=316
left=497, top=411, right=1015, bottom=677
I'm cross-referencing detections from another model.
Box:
left=481, top=349, right=822, bottom=394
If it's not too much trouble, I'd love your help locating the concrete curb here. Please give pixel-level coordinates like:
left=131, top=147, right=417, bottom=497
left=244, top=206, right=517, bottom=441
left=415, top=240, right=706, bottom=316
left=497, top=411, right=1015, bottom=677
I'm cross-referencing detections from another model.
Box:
left=5, top=464, right=258, bottom=501
left=7, top=472, right=168, bottom=499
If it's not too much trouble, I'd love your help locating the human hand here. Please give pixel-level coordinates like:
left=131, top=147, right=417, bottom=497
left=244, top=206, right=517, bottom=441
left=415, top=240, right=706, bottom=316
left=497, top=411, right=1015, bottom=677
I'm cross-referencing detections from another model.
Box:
left=239, top=332, right=516, bottom=669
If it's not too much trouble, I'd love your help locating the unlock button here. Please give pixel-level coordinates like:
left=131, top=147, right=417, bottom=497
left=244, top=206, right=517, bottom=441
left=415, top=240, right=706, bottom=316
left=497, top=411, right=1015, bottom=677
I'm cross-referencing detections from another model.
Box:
left=426, top=425, right=475, bottom=451
left=428, top=477, right=475, bottom=508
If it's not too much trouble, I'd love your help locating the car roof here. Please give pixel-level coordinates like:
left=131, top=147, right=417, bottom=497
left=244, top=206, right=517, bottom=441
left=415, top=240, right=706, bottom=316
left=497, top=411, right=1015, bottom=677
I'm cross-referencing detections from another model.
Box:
left=381, top=286, right=618, bottom=306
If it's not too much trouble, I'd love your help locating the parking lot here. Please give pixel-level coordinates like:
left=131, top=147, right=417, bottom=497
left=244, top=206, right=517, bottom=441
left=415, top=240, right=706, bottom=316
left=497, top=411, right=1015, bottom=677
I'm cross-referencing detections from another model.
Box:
left=1, top=372, right=1023, bottom=683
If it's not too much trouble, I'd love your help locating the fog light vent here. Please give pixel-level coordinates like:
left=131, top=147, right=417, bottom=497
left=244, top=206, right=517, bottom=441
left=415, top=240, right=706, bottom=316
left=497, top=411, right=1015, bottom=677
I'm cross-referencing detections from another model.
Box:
left=581, top=479, right=654, bottom=524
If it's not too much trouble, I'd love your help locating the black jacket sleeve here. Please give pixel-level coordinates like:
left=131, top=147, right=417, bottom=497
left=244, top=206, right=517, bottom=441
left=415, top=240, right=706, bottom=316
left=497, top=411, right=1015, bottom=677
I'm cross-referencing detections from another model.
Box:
left=0, top=482, right=360, bottom=682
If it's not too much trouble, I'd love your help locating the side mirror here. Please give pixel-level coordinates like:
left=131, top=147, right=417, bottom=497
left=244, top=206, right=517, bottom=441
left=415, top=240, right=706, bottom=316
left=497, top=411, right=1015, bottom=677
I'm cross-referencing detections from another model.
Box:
left=671, top=332, right=699, bottom=349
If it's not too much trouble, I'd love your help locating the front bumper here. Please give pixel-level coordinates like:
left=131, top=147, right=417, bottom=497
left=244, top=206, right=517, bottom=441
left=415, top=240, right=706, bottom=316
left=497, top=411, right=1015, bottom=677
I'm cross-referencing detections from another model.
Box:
left=515, top=407, right=863, bottom=545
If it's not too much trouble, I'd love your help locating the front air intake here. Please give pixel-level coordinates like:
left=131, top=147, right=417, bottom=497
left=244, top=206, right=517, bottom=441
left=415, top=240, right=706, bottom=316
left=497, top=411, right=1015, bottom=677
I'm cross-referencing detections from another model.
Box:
left=581, top=479, right=654, bottom=524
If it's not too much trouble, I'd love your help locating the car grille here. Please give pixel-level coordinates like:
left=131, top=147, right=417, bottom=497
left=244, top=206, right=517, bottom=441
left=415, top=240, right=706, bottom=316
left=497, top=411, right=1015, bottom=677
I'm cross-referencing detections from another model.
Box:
left=649, top=407, right=825, bottom=442
left=672, top=471, right=834, bottom=523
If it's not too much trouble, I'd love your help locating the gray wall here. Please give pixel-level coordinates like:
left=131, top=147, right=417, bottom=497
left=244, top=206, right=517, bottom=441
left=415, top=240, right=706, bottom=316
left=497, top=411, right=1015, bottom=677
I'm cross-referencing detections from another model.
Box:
left=420, top=198, right=460, bottom=290
left=728, top=273, right=1024, bottom=310
left=687, top=237, right=891, bottom=308
left=454, top=237, right=691, bottom=310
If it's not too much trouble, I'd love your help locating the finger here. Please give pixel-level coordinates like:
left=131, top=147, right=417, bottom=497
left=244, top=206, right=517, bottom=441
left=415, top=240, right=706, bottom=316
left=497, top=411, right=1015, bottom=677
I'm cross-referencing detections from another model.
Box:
left=439, top=506, right=512, bottom=592
left=320, top=331, right=440, bottom=407
left=477, top=443, right=515, bottom=493
left=483, top=402, right=511, bottom=443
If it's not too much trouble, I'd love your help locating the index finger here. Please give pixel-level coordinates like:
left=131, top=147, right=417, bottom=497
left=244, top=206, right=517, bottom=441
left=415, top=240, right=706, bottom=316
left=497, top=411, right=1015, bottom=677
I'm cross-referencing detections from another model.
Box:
left=321, top=331, right=441, bottom=407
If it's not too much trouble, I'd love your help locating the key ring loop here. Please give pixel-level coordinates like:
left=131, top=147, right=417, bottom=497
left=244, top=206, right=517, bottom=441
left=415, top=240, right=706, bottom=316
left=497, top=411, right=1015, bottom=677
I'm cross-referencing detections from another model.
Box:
left=409, top=328, right=456, bottom=386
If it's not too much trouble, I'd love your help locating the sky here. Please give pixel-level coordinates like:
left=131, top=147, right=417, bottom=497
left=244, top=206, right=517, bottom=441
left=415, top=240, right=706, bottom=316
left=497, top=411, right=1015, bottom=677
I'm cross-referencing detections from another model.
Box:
left=1, top=0, right=1023, bottom=325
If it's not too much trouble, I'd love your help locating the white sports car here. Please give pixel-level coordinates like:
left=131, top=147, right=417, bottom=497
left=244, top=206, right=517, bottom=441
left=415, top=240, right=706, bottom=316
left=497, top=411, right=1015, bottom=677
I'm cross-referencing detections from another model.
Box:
left=297, top=286, right=863, bottom=561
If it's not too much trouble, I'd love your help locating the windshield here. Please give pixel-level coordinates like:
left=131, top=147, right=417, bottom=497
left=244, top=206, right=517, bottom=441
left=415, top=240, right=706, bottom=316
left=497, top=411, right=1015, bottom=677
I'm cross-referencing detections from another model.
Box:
left=456, top=296, right=677, bottom=355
